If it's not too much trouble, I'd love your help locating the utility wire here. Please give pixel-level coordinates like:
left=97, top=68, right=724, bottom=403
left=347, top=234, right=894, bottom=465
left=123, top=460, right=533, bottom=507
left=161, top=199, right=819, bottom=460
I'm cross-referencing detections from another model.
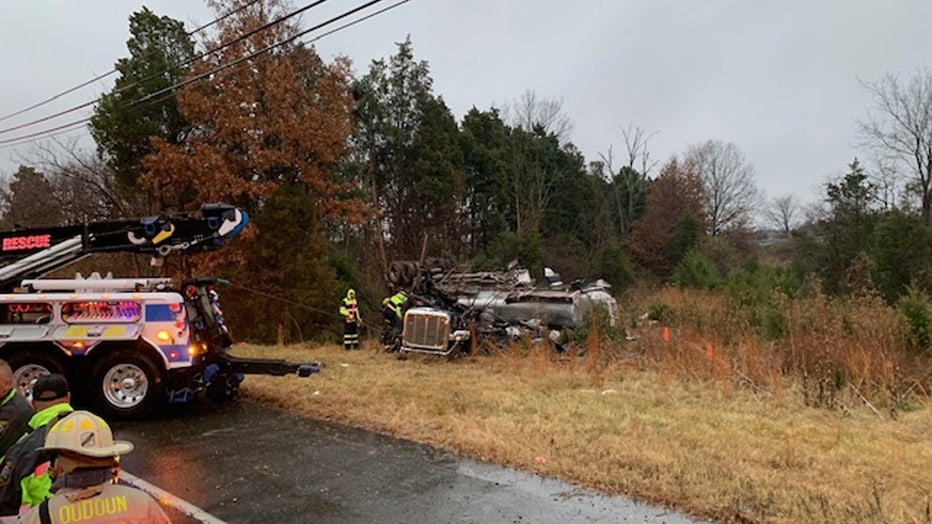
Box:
left=0, top=126, right=84, bottom=150
left=304, top=0, right=410, bottom=45
left=0, top=119, right=89, bottom=147
left=0, top=0, right=412, bottom=148
left=124, top=0, right=391, bottom=110
left=0, top=0, right=333, bottom=136
left=0, top=0, right=263, bottom=125
left=112, top=0, right=413, bottom=116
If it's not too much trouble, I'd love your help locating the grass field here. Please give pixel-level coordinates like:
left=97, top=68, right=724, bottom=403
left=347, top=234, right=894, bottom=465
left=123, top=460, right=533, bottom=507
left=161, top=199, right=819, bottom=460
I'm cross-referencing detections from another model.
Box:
left=232, top=338, right=932, bottom=524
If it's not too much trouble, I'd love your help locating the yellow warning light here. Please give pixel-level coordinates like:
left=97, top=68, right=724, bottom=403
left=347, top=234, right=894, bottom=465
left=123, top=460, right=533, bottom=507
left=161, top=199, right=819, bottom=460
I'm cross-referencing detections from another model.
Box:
left=156, top=330, right=172, bottom=342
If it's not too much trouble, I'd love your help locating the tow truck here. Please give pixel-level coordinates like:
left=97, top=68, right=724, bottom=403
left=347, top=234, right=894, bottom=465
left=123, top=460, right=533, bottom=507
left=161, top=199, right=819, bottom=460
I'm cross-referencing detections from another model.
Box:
left=0, top=204, right=318, bottom=418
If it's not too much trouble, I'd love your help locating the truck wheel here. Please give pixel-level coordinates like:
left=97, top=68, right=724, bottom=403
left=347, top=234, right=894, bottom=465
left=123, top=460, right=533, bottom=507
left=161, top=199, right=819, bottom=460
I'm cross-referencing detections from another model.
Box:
left=7, top=351, right=65, bottom=401
left=91, top=352, right=163, bottom=419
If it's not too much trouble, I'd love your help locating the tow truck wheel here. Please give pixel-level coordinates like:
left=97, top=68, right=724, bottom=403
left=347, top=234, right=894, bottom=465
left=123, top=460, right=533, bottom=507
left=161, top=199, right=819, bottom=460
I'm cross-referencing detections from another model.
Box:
left=91, top=352, right=163, bottom=419
left=7, top=351, right=65, bottom=401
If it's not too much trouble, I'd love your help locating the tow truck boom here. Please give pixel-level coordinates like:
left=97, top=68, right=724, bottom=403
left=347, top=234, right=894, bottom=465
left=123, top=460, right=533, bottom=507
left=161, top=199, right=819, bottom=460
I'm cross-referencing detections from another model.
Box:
left=0, top=203, right=246, bottom=292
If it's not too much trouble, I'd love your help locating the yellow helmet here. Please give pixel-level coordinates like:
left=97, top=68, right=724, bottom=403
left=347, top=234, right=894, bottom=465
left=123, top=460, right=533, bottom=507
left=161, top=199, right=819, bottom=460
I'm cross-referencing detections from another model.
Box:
left=39, top=410, right=134, bottom=458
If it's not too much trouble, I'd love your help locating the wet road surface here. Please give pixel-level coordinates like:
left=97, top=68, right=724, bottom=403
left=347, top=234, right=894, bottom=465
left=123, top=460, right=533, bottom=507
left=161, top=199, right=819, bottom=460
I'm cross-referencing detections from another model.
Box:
left=114, top=399, right=713, bottom=524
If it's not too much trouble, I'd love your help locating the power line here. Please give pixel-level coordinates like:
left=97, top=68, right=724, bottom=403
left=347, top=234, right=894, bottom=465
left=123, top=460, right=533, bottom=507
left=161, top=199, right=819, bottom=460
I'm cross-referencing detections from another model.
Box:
left=0, top=126, right=85, bottom=150
left=305, top=0, right=411, bottom=45
left=121, top=0, right=409, bottom=112
left=0, top=120, right=89, bottom=147
left=126, top=0, right=390, bottom=110
left=0, top=0, right=334, bottom=137
left=0, top=0, right=263, bottom=125
left=199, top=0, right=265, bottom=33
left=0, top=0, right=413, bottom=148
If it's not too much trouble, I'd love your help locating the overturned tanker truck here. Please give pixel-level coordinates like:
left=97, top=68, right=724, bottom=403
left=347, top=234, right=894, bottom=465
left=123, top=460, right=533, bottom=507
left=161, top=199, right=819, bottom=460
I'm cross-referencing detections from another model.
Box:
left=384, top=259, right=617, bottom=357
left=0, top=204, right=319, bottom=419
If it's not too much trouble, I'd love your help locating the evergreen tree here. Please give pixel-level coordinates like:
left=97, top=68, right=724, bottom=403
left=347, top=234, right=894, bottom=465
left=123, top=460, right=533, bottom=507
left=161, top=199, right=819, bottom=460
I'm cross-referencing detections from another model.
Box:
left=221, top=185, right=339, bottom=343
left=89, top=8, right=195, bottom=197
left=350, top=37, right=462, bottom=261
left=0, top=166, right=63, bottom=228
left=871, top=209, right=932, bottom=300
left=460, top=108, right=510, bottom=258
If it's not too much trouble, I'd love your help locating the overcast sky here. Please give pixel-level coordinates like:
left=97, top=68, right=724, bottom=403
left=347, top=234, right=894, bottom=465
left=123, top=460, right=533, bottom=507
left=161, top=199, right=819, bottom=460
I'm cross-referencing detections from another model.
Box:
left=1, top=0, right=930, bottom=208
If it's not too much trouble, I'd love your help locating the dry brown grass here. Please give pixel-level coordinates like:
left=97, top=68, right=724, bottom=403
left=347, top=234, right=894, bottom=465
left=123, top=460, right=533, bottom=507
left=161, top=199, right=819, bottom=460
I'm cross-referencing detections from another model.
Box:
left=636, top=286, right=930, bottom=413
left=233, top=339, right=932, bottom=524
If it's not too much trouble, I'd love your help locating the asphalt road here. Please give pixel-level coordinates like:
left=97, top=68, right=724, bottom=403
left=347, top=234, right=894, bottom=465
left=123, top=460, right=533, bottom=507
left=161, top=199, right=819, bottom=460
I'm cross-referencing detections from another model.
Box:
left=113, top=398, right=712, bottom=524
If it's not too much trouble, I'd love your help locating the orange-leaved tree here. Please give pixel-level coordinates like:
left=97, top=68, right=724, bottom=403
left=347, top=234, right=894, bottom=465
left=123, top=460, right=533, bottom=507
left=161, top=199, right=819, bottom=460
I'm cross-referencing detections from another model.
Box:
left=140, top=0, right=364, bottom=342
left=624, top=158, right=707, bottom=279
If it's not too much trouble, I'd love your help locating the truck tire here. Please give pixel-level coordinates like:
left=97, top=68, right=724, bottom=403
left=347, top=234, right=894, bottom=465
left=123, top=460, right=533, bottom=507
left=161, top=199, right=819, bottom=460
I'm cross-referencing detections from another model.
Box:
left=7, top=351, right=66, bottom=400
left=90, top=351, right=163, bottom=419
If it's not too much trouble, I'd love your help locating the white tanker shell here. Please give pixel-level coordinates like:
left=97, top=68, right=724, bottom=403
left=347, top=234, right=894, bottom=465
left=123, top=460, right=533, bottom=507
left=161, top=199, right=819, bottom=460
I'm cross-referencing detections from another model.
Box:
left=457, top=288, right=616, bottom=329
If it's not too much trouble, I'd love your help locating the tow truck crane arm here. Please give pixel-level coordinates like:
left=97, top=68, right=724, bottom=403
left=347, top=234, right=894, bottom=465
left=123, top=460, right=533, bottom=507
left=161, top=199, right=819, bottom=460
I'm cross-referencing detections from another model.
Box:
left=0, top=204, right=246, bottom=292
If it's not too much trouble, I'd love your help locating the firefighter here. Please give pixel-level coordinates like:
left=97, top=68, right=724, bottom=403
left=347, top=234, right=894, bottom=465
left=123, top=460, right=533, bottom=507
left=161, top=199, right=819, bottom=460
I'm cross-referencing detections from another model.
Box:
left=0, top=374, right=73, bottom=517
left=0, top=360, right=32, bottom=459
left=15, top=411, right=171, bottom=524
left=339, top=288, right=359, bottom=350
left=381, top=289, right=407, bottom=330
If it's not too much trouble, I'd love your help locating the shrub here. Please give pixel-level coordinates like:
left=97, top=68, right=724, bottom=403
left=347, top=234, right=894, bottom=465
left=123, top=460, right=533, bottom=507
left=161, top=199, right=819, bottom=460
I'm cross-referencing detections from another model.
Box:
left=671, top=248, right=720, bottom=290
left=897, top=287, right=932, bottom=351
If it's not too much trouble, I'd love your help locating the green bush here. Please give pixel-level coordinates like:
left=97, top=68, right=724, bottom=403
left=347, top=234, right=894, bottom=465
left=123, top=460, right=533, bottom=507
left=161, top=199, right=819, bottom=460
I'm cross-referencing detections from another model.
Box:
left=723, top=266, right=794, bottom=341
left=672, top=248, right=720, bottom=290
left=646, top=303, right=672, bottom=322
left=897, top=287, right=931, bottom=350
left=598, top=241, right=635, bottom=291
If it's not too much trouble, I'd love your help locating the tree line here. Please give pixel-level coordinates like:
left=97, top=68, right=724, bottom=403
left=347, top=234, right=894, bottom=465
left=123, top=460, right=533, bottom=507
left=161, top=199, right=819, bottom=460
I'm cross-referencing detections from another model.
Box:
left=3, top=0, right=932, bottom=344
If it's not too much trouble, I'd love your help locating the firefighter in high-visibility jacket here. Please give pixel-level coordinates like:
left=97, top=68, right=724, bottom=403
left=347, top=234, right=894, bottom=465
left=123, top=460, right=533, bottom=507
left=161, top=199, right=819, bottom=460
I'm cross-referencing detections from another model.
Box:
left=339, top=289, right=359, bottom=350
left=382, top=290, right=407, bottom=329
left=15, top=411, right=171, bottom=524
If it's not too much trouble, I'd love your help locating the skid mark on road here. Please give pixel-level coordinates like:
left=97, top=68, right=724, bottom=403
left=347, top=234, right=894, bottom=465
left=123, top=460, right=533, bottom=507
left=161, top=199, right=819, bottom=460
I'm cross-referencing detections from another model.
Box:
left=121, top=471, right=228, bottom=524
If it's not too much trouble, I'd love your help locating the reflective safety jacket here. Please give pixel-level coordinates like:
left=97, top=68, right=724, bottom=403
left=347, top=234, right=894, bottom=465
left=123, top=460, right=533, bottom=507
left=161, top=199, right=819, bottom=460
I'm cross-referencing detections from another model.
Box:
left=16, top=481, right=170, bottom=524
left=339, top=290, right=358, bottom=322
left=0, top=403, right=72, bottom=515
left=383, top=292, right=407, bottom=319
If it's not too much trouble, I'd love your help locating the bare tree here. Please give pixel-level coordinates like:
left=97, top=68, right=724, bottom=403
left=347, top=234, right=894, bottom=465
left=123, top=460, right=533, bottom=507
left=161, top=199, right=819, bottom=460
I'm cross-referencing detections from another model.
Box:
left=30, top=137, right=132, bottom=222
left=598, top=124, right=656, bottom=235
left=620, top=124, right=659, bottom=175
left=504, top=89, right=573, bottom=143
left=858, top=70, right=932, bottom=223
left=765, top=193, right=799, bottom=234
left=869, top=157, right=900, bottom=211
left=685, top=139, right=761, bottom=236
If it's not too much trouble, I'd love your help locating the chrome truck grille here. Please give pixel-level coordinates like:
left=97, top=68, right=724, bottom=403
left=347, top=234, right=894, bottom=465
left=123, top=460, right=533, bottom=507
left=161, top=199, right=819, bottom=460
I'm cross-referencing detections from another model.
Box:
left=402, top=308, right=452, bottom=352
